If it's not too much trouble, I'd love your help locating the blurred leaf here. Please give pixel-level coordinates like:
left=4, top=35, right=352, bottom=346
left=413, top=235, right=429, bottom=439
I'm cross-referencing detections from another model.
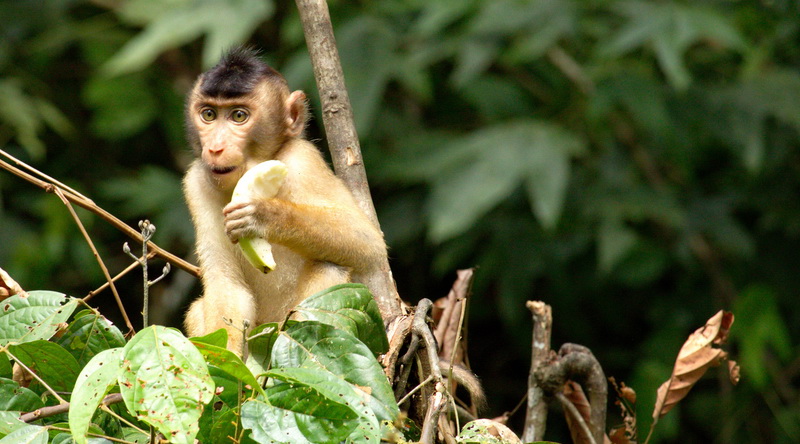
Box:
left=83, top=74, right=158, bottom=139
left=100, top=166, right=193, bottom=246
left=601, top=2, right=748, bottom=90
left=451, top=39, right=499, bottom=87
left=458, top=74, right=535, bottom=120
left=105, top=0, right=274, bottom=75
left=710, top=69, right=800, bottom=172
left=337, top=16, right=398, bottom=136
left=732, top=285, right=792, bottom=388
left=0, top=79, right=72, bottom=159
left=598, top=218, right=638, bottom=273
left=423, top=121, right=584, bottom=241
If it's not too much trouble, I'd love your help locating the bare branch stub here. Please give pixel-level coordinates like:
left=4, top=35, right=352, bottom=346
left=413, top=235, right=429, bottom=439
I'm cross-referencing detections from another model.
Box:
left=523, top=301, right=553, bottom=442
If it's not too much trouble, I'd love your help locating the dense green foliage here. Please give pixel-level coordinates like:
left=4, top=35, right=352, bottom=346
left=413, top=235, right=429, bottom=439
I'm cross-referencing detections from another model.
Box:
left=2, top=0, right=799, bottom=442
left=0, top=286, right=403, bottom=443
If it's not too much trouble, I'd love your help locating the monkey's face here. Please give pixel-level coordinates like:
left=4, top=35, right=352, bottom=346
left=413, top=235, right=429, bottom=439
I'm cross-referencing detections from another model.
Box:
left=191, top=101, right=253, bottom=191
left=188, top=81, right=289, bottom=192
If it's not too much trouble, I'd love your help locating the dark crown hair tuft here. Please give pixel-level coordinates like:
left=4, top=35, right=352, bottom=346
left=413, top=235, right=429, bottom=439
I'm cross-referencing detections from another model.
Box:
left=199, top=47, right=283, bottom=99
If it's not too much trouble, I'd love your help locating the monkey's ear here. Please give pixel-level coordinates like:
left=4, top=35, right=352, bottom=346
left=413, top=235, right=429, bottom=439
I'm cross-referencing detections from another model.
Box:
left=285, top=90, right=307, bottom=138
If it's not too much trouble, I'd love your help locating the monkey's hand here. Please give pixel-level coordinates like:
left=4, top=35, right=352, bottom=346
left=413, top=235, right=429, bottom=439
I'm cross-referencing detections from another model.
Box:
left=223, top=199, right=273, bottom=243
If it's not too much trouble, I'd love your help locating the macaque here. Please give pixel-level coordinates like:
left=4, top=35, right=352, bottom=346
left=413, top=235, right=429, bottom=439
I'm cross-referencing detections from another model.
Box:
left=183, top=48, right=387, bottom=353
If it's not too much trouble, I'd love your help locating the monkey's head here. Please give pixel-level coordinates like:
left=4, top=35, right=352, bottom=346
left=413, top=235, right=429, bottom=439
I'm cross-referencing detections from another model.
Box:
left=186, top=47, right=307, bottom=191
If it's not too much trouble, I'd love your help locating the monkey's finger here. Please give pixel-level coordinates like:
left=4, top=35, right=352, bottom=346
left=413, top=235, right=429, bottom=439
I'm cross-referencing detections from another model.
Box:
left=223, top=201, right=251, bottom=215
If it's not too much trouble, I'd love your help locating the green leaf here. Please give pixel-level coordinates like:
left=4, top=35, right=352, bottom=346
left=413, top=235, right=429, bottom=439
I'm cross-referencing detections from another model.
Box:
left=8, top=340, right=81, bottom=392
left=337, top=16, right=398, bottom=136
left=206, top=408, right=242, bottom=444
left=426, top=121, right=585, bottom=240
left=120, top=326, right=214, bottom=444
left=189, top=327, right=228, bottom=348
left=0, top=410, right=28, bottom=436
left=245, top=322, right=280, bottom=378
left=733, top=285, right=792, bottom=388
left=600, top=2, right=748, bottom=90
left=190, top=339, right=265, bottom=397
left=294, top=284, right=389, bottom=355
left=597, top=218, right=638, bottom=273
left=0, top=354, right=10, bottom=379
left=55, top=310, right=126, bottom=368
left=105, top=0, right=273, bottom=75
left=83, top=74, right=157, bottom=139
left=0, top=378, right=44, bottom=412
left=0, top=425, right=48, bottom=444
left=120, top=428, right=149, bottom=444
left=242, top=366, right=377, bottom=444
left=272, top=322, right=399, bottom=423
left=69, top=348, right=123, bottom=444
left=0, top=291, right=79, bottom=346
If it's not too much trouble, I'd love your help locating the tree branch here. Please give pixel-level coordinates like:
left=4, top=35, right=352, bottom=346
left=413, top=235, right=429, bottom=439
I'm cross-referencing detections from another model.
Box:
left=523, top=301, right=553, bottom=442
left=294, top=0, right=401, bottom=323
left=0, top=152, right=199, bottom=278
left=19, top=393, right=123, bottom=423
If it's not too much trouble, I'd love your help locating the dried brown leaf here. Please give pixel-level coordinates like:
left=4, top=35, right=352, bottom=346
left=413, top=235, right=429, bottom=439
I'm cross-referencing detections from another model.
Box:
left=653, top=310, right=735, bottom=419
left=609, top=377, right=638, bottom=443
left=728, top=360, right=740, bottom=385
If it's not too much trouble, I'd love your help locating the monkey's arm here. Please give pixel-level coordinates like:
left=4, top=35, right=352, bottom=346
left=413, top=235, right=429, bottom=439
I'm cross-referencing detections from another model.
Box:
left=223, top=142, right=386, bottom=272
left=183, top=162, right=257, bottom=347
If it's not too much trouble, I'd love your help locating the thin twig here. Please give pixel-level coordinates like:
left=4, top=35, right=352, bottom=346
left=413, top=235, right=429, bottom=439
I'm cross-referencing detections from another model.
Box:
left=84, top=251, right=156, bottom=302
left=398, top=374, right=435, bottom=407
left=46, top=426, right=134, bottom=444
left=5, top=349, right=68, bottom=405
left=557, top=392, right=598, bottom=444
left=53, top=187, right=135, bottom=333
left=0, top=154, right=199, bottom=277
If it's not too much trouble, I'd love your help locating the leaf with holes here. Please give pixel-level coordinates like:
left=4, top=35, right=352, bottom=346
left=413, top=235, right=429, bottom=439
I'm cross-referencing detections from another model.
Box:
left=69, top=347, right=123, bottom=444
left=119, top=326, right=214, bottom=444
left=0, top=377, right=44, bottom=412
left=8, top=340, right=81, bottom=392
left=55, top=310, right=125, bottom=367
left=0, top=291, right=78, bottom=346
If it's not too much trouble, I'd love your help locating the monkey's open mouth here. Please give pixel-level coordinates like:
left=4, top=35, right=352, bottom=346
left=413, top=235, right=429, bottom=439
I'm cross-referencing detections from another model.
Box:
left=210, top=166, right=237, bottom=175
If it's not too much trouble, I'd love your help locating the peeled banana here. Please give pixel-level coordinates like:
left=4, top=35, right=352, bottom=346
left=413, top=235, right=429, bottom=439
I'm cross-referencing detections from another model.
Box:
left=231, top=160, right=288, bottom=273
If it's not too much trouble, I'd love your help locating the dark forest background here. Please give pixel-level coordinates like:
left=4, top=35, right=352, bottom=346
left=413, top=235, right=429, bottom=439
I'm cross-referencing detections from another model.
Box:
left=2, top=0, right=799, bottom=442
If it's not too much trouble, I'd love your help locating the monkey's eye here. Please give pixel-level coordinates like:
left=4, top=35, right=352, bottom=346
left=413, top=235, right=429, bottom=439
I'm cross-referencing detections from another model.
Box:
left=231, top=109, right=249, bottom=123
left=200, top=108, right=217, bottom=122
